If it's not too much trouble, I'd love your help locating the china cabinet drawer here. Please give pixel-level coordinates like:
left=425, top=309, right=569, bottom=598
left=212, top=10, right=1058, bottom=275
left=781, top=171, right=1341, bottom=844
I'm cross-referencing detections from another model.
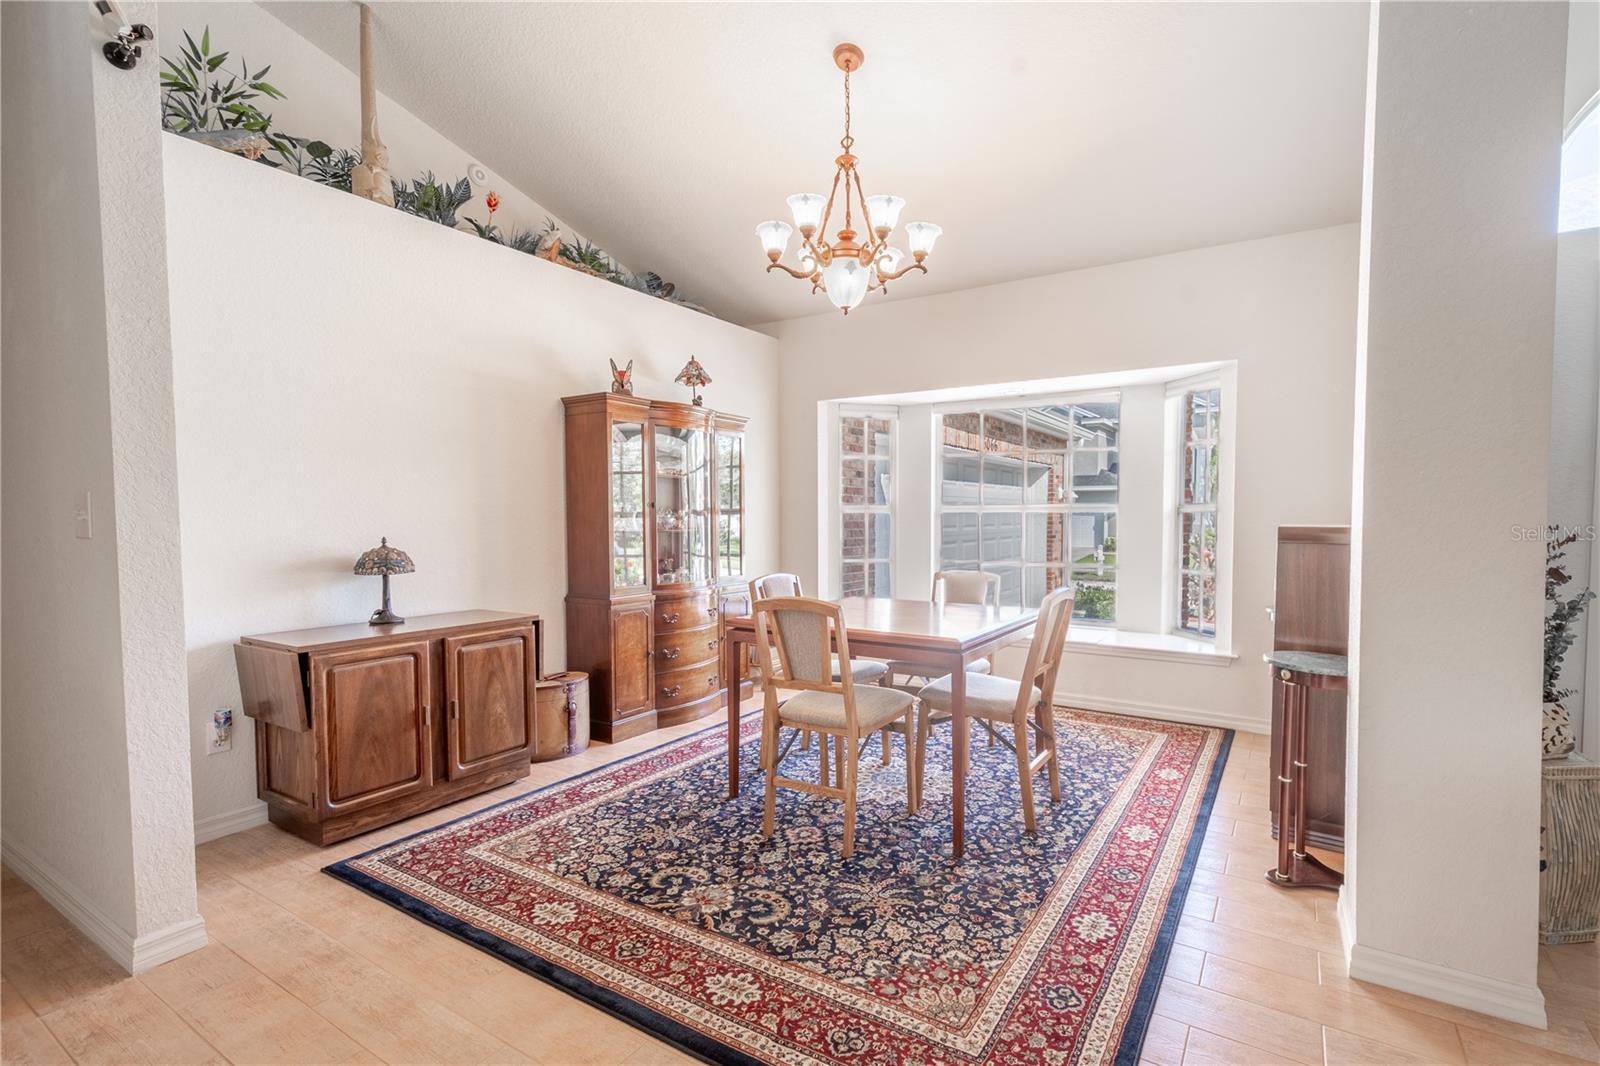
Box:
left=655, top=659, right=722, bottom=710
left=655, top=590, right=717, bottom=631
left=654, top=622, right=720, bottom=669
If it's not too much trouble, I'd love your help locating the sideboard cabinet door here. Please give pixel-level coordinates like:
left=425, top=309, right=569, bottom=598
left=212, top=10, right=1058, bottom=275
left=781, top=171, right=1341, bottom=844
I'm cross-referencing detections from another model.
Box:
left=443, top=626, right=535, bottom=779
left=610, top=602, right=655, bottom=719
left=310, top=640, right=433, bottom=815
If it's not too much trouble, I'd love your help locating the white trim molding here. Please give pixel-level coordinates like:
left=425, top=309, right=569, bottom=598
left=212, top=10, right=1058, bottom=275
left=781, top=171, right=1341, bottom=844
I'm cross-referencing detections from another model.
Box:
left=1053, top=692, right=1266, bottom=737
left=1346, top=942, right=1548, bottom=1029
left=193, top=801, right=269, bottom=845
left=1, top=837, right=208, bottom=974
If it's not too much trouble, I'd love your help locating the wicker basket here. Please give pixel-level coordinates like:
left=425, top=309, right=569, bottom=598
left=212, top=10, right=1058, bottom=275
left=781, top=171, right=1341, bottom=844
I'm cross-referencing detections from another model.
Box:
left=532, top=672, right=590, bottom=762
left=1540, top=753, right=1600, bottom=945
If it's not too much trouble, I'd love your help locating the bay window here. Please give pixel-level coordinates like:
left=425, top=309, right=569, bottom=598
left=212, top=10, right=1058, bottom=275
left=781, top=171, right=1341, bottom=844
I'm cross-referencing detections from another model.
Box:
left=1176, top=386, right=1221, bottom=637
left=936, top=399, right=1120, bottom=619
left=838, top=412, right=894, bottom=597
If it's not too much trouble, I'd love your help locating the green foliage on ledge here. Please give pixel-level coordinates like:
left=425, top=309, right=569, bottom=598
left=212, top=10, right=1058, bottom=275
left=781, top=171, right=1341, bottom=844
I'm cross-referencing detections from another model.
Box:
left=160, top=26, right=709, bottom=317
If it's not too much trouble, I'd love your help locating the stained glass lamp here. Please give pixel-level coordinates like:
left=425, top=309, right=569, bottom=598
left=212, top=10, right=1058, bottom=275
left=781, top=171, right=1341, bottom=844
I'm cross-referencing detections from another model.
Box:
left=353, top=537, right=414, bottom=625
left=674, top=356, right=712, bottom=407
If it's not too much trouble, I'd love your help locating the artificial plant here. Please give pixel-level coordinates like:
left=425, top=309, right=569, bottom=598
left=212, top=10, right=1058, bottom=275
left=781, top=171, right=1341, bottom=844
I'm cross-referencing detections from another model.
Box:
left=1545, top=529, right=1594, bottom=706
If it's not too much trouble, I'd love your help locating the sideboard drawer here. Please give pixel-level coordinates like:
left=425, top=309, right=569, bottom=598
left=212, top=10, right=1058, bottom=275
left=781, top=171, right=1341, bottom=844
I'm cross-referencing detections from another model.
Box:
left=654, top=590, right=717, bottom=631
left=654, top=622, right=721, bottom=669
left=655, top=659, right=721, bottom=710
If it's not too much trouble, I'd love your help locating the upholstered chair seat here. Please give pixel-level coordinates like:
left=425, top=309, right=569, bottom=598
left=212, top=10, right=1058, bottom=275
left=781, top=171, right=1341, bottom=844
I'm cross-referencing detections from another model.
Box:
left=884, top=656, right=990, bottom=680
left=917, top=671, right=1040, bottom=720
left=779, top=685, right=914, bottom=731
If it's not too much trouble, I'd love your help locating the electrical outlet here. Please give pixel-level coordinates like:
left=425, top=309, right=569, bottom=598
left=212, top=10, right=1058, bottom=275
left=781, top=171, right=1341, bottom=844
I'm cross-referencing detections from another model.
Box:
left=209, top=708, right=233, bottom=754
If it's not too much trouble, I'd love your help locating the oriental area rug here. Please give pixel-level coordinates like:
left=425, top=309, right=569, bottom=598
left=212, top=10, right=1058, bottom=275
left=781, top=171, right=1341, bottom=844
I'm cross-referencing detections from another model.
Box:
left=327, top=709, right=1231, bottom=1066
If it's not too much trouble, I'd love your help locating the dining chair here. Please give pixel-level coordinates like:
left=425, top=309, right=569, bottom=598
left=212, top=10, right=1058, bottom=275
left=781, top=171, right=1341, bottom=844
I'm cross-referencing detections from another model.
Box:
left=749, top=572, right=890, bottom=755
left=914, top=586, right=1075, bottom=829
left=883, top=570, right=1004, bottom=755
left=753, top=595, right=917, bottom=857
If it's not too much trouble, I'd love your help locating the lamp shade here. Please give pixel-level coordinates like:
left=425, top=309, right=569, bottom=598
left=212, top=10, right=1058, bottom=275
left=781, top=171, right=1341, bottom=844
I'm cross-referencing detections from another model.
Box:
left=755, top=220, right=793, bottom=258
left=864, top=194, right=906, bottom=233
left=877, top=246, right=905, bottom=275
left=821, top=257, right=872, bottom=312
left=354, top=537, right=414, bottom=576
left=787, top=192, right=826, bottom=233
left=674, top=356, right=712, bottom=388
left=905, top=221, right=943, bottom=257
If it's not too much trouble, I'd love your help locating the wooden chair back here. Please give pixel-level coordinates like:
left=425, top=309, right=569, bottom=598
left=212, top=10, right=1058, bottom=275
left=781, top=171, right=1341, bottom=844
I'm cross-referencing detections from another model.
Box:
left=933, top=570, right=1002, bottom=606
left=750, top=573, right=805, bottom=601
left=752, top=596, right=862, bottom=733
left=1012, top=587, right=1076, bottom=717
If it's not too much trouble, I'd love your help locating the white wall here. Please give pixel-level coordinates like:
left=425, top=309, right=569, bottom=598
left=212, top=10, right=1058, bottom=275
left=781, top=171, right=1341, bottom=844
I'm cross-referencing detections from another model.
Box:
left=1552, top=228, right=1599, bottom=756
left=2, top=1, right=203, bottom=972
left=1341, top=0, right=1564, bottom=1027
left=768, top=224, right=1359, bottom=734
left=158, top=2, right=605, bottom=269
left=163, top=136, right=780, bottom=835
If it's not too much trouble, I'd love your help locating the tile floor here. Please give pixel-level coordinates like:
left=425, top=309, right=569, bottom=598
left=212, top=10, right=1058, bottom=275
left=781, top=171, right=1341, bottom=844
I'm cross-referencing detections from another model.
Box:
left=2, top=713, right=1596, bottom=1065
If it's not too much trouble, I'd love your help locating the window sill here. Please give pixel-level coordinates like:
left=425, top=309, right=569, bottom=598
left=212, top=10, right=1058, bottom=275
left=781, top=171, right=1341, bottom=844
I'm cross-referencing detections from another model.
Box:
left=1064, top=628, right=1236, bottom=666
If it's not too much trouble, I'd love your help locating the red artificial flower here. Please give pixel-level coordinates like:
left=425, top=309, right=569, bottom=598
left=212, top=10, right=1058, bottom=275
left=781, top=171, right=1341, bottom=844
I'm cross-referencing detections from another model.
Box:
left=485, top=191, right=501, bottom=215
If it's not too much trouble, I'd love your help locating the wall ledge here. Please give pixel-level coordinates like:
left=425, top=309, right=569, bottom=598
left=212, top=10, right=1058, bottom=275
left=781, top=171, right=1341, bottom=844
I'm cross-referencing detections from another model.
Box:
left=0, top=837, right=207, bottom=974
left=1346, top=941, right=1547, bottom=1029
left=193, top=802, right=270, bottom=845
left=1053, top=692, right=1266, bottom=736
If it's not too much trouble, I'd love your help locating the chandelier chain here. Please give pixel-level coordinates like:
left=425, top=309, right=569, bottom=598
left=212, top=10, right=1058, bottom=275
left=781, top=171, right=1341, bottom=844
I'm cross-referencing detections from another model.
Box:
left=841, top=68, right=854, bottom=152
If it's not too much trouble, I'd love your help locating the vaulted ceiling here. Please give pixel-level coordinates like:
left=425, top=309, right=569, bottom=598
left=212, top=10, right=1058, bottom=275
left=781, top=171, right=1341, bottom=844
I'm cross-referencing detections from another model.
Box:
left=263, top=2, right=1368, bottom=326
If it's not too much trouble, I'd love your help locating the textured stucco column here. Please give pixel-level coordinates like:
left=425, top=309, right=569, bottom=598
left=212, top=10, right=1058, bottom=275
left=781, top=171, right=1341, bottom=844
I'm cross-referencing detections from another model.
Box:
left=1341, top=0, right=1565, bottom=1027
left=2, top=1, right=203, bottom=972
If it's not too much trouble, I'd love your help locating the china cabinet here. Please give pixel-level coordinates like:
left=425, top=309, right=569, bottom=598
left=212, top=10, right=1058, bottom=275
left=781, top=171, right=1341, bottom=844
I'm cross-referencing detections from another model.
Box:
left=562, top=393, right=749, bottom=740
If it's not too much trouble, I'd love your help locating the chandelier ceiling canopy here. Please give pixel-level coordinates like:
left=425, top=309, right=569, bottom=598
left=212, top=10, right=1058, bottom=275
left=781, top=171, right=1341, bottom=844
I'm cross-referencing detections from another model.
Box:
left=756, top=43, right=942, bottom=315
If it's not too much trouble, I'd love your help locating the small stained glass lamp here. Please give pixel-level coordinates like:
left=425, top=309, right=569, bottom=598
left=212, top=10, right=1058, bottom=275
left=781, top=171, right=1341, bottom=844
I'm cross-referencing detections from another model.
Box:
left=674, top=356, right=712, bottom=407
left=353, top=537, right=414, bottom=625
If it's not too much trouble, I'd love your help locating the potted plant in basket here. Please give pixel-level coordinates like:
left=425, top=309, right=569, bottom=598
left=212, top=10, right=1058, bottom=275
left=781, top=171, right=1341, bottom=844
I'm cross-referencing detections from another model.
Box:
left=1544, top=529, right=1594, bottom=759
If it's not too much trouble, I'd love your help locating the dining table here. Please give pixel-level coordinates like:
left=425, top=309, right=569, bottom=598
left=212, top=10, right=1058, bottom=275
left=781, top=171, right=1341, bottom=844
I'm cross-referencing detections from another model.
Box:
left=720, top=596, right=1039, bottom=858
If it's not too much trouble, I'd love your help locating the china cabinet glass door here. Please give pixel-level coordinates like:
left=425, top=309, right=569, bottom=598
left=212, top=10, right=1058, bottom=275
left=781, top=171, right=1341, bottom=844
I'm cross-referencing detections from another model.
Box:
left=653, top=426, right=710, bottom=586
left=715, top=431, right=744, bottom=579
left=610, top=421, right=647, bottom=589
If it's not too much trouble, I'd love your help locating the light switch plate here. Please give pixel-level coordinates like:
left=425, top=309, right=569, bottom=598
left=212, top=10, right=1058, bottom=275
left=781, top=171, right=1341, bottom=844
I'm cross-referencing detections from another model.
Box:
left=74, top=491, right=93, bottom=539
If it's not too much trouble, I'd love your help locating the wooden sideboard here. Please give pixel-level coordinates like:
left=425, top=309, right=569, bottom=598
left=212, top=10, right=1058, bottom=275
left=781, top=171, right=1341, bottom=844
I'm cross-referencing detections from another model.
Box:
left=561, top=393, right=748, bottom=741
left=1268, top=527, right=1349, bottom=851
left=235, top=610, right=543, bottom=844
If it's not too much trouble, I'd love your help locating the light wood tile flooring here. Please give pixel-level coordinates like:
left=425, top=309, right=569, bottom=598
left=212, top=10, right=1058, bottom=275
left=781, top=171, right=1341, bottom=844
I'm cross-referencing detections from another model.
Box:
left=2, top=714, right=1596, bottom=1065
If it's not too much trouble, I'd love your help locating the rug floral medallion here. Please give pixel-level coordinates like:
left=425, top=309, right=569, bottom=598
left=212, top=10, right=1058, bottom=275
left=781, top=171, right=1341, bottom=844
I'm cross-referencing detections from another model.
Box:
left=328, top=709, right=1231, bottom=1066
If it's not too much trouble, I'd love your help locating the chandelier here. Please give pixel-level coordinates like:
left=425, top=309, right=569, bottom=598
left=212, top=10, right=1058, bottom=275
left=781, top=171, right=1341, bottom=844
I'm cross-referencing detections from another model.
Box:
left=756, top=43, right=942, bottom=315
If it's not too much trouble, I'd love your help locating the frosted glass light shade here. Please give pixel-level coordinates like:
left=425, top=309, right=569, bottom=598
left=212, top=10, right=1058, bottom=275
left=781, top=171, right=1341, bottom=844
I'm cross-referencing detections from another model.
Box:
left=787, top=193, right=826, bottom=233
left=755, top=220, right=793, bottom=257
left=905, top=221, right=943, bottom=257
left=877, top=246, right=905, bottom=274
left=799, top=251, right=818, bottom=275
left=821, top=257, right=872, bottom=312
left=864, top=194, right=906, bottom=233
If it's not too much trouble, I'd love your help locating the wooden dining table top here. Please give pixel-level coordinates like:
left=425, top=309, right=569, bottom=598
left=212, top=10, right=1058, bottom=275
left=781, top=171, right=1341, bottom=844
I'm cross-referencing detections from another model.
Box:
left=725, top=596, right=1038, bottom=654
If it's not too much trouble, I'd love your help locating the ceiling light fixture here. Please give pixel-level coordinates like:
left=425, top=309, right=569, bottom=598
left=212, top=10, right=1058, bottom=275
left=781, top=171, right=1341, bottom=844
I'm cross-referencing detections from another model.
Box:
left=756, top=43, right=942, bottom=315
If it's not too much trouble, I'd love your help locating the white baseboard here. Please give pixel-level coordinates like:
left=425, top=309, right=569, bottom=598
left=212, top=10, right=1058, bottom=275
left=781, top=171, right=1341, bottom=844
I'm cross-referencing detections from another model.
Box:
left=1053, top=692, right=1267, bottom=737
left=1346, top=941, right=1547, bottom=1029
left=193, top=802, right=269, bottom=844
left=1, top=836, right=208, bottom=974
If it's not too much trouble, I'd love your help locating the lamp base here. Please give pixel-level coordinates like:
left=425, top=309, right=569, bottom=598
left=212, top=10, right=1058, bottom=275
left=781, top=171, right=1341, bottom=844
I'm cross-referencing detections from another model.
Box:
left=368, top=607, right=405, bottom=626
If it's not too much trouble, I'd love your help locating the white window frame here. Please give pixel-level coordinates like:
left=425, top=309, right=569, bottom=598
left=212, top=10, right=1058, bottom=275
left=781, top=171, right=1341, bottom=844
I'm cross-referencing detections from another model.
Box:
left=932, top=390, right=1121, bottom=620
left=834, top=406, right=897, bottom=598
left=1167, top=374, right=1225, bottom=642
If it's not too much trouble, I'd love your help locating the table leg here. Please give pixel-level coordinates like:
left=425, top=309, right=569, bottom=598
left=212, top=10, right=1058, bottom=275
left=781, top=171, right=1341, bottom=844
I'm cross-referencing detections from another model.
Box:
left=1270, top=676, right=1297, bottom=883
left=1293, top=685, right=1311, bottom=860
left=725, top=631, right=741, bottom=799
left=952, top=665, right=968, bottom=860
